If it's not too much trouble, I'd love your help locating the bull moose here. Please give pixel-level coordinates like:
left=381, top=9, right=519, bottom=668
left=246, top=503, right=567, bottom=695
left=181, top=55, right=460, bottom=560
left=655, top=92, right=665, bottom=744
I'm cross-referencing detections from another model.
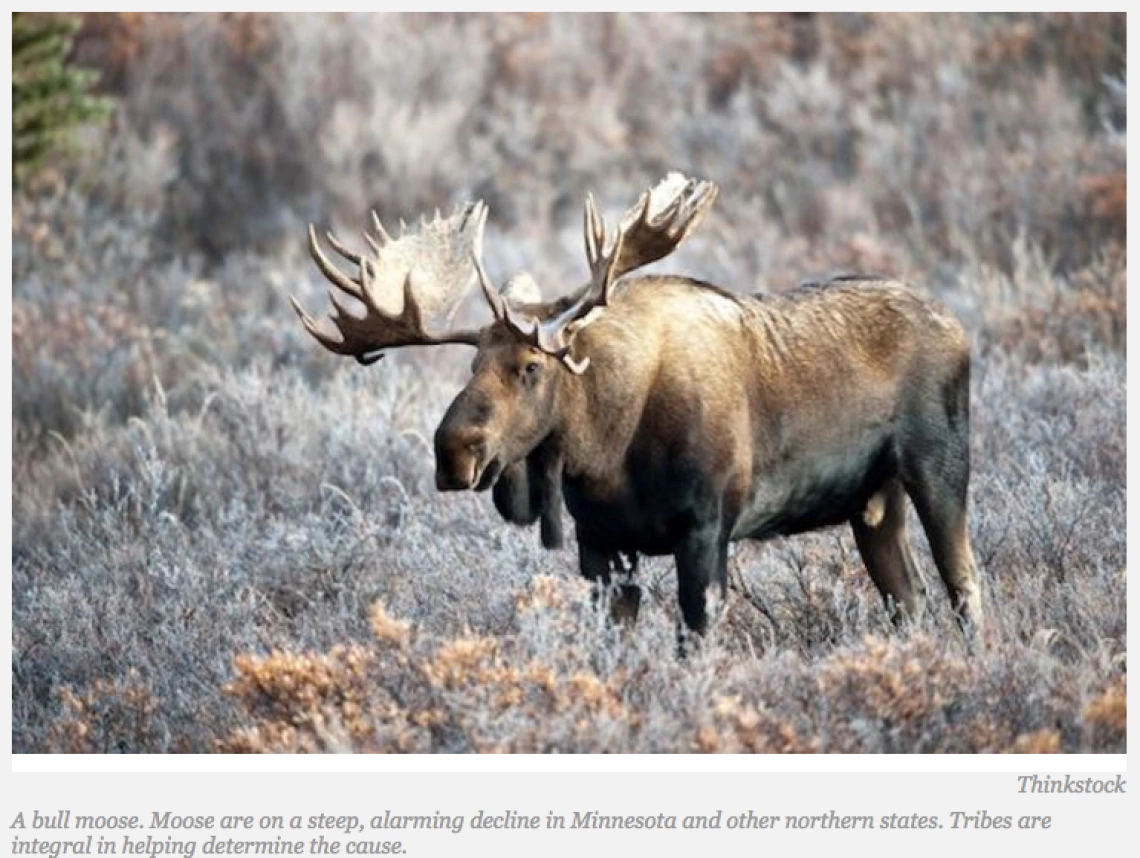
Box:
left=292, top=174, right=983, bottom=638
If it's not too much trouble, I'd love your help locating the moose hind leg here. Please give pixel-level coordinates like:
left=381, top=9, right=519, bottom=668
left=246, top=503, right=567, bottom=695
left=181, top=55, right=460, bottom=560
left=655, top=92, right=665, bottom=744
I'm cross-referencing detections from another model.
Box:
left=902, top=442, right=983, bottom=635
left=850, top=480, right=927, bottom=625
left=674, top=524, right=728, bottom=639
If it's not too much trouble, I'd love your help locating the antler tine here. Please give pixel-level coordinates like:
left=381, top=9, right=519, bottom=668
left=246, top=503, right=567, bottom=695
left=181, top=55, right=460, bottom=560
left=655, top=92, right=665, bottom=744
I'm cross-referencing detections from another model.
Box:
left=631, top=189, right=653, bottom=229
left=472, top=250, right=506, bottom=322
left=657, top=195, right=687, bottom=234
left=290, top=295, right=357, bottom=357
left=370, top=210, right=392, bottom=245
left=461, top=200, right=487, bottom=232
left=325, top=230, right=363, bottom=266
left=600, top=220, right=624, bottom=306
left=363, top=231, right=383, bottom=258
left=326, top=282, right=363, bottom=323
left=394, top=268, right=426, bottom=339
left=581, top=192, right=625, bottom=306
left=590, top=193, right=626, bottom=300
left=583, top=192, right=604, bottom=270
left=308, top=225, right=362, bottom=299
left=471, top=249, right=542, bottom=345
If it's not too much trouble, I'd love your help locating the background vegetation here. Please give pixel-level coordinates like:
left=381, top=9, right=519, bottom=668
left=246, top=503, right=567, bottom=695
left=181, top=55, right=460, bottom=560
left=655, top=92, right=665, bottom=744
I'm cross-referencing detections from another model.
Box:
left=11, top=12, right=1126, bottom=753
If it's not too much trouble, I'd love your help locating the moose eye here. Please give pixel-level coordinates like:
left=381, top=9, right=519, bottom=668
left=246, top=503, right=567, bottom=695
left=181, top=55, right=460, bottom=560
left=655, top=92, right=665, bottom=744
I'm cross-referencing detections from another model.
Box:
left=520, top=361, right=542, bottom=383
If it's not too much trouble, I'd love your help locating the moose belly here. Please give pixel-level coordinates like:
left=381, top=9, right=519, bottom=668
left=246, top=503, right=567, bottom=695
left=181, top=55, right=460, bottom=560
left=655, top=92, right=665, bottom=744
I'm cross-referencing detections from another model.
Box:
left=563, top=477, right=696, bottom=556
left=732, top=433, right=896, bottom=541
left=563, top=428, right=895, bottom=553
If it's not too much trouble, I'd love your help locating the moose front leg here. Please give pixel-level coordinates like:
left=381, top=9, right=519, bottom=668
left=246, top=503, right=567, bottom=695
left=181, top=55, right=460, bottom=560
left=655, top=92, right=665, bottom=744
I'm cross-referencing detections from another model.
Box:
left=492, top=444, right=565, bottom=549
left=492, top=460, right=532, bottom=524
left=609, top=551, right=641, bottom=626
left=533, top=447, right=564, bottom=550
left=674, top=523, right=728, bottom=639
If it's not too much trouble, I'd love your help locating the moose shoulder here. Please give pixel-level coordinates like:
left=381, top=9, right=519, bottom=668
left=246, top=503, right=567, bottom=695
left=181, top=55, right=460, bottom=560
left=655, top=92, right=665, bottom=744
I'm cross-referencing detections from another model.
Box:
left=294, top=174, right=983, bottom=640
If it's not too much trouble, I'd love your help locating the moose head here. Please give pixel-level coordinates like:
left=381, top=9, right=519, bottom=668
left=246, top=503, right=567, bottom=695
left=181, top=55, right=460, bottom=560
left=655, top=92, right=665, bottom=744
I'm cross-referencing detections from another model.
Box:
left=292, top=174, right=717, bottom=496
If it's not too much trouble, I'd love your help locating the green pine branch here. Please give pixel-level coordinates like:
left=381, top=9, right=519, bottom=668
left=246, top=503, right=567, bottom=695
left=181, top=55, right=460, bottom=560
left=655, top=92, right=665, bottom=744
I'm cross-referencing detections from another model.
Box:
left=12, top=12, right=114, bottom=184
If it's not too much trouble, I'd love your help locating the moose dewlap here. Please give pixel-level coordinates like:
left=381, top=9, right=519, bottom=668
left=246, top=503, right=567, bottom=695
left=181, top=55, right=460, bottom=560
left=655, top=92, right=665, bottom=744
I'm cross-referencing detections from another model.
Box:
left=293, top=173, right=983, bottom=639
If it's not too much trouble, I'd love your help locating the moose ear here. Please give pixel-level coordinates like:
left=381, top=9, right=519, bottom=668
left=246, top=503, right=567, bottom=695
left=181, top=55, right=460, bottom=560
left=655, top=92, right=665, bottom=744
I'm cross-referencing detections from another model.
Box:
left=501, top=272, right=543, bottom=306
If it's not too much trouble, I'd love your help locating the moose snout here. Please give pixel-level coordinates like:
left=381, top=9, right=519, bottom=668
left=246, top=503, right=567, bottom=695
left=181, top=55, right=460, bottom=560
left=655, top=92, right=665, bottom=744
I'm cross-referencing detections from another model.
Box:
left=435, top=387, right=500, bottom=491
left=434, top=427, right=489, bottom=491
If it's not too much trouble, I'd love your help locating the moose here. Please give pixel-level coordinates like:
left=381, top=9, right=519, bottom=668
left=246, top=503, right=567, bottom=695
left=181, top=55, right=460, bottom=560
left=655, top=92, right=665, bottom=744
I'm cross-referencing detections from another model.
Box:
left=293, top=174, right=983, bottom=638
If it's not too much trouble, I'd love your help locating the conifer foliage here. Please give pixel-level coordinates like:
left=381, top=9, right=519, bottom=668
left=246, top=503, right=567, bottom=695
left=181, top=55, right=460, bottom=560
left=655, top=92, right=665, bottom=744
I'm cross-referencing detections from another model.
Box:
left=12, top=13, right=111, bottom=183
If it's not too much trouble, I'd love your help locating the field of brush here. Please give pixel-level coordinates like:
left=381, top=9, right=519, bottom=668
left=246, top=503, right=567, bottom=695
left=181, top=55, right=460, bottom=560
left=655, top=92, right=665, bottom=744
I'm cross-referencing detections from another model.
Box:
left=11, top=13, right=1125, bottom=752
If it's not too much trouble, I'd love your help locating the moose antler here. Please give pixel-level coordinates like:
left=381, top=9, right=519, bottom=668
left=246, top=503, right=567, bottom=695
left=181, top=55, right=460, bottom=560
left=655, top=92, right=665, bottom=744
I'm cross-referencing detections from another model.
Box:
left=610, top=172, right=719, bottom=282
left=478, top=173, right=718, bottom=374
left=292, top=202, right=487, bottom=364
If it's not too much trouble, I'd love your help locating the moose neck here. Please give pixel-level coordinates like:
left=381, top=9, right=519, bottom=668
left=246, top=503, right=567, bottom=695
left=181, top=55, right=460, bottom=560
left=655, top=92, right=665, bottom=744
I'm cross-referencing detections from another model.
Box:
left=549, top=336, right=649, bottom=492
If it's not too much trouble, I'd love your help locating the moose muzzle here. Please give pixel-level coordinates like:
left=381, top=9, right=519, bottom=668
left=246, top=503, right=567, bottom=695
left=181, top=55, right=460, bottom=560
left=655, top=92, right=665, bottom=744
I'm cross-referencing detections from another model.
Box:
left=434, top=385, right=504, bottom=491
left=434, top=420, right=505, bottom=492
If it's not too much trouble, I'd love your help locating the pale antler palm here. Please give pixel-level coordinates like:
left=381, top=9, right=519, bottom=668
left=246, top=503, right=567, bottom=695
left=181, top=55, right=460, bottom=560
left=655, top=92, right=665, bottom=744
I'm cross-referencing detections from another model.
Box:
left=292, top=202, right=488, bottom=365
